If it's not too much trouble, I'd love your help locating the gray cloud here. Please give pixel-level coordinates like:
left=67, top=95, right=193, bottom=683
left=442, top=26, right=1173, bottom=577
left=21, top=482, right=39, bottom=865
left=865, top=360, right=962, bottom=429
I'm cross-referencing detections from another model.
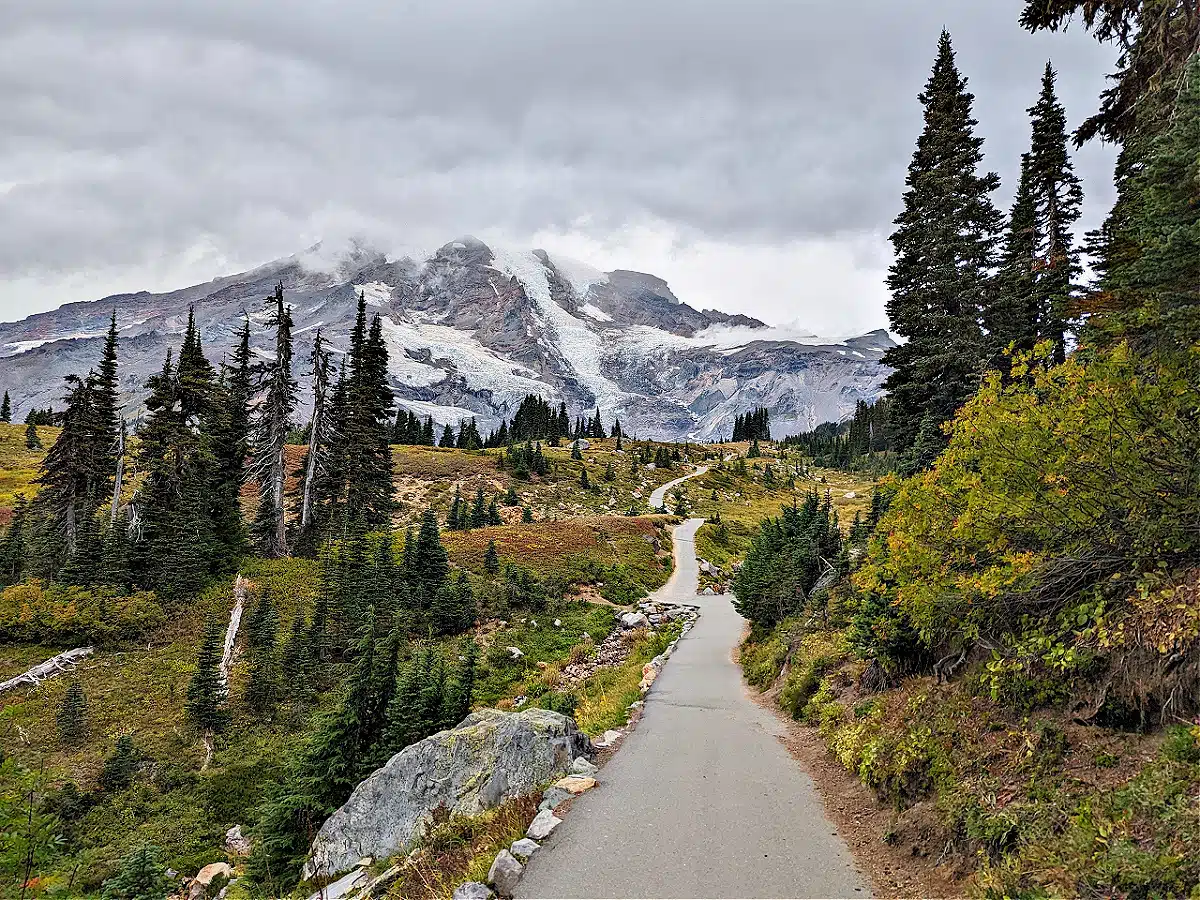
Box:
left=0, top=1, right=1117, bottom=333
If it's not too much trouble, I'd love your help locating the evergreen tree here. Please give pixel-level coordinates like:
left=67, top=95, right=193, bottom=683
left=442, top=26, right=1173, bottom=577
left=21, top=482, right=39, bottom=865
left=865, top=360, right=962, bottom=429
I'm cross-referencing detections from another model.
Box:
left=187, top=617, right=228, bottom=732
left=883, top=30, right=1002, bottom=467
left=985, top=153, right=1041, bottom=366
left=1026, top=62, right=1084, bottom=361
left=522, top=506, right=534, bottom=523
left=296, top=329, right=335, bottom=550
left=244, top=593, right=280, bottom=714
left=486, top=497, right=502, bottom=526
left=280, top=613, right=313, bottom=702
left=579, top=466, right=590, bottom=489
left=1102, top=50, right=1200, bottom=353
left=32, top=374, right=102, bottom=564
left=443, top=639, right=478, bottom=727
left=132, top=317, right=228, bottom=597
left=314, top=294, right=396, bottom=532
left=92, top=311, right=121, bottom=484
left=210, top=317, right=253, bottom=559
left=56, top=679, right=88, bottom=746
left=504, top=486, right=519, bottom=506
left=413, top=509, right=449, bottom=596
left=0, top=391, right=9, bottom=423
left=99, top=734, right=139, bottom=792
left=484, top=539, right=500, bottom=574
left=24, top=421, right=40, bottom=450
left=250, top=283, right=297, bottom=557
left=0, top=496, right=28, bottom=586
left=101, top=843, right=173, bottom=900
left=440, top=423, right=455, bottom=447
left=470, top=485, right=487, bottom=528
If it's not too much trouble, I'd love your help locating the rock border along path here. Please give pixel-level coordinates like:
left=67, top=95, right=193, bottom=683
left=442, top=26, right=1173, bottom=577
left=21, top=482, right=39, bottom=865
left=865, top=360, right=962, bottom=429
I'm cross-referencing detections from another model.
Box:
left=515, top=518, right=871, bottom=899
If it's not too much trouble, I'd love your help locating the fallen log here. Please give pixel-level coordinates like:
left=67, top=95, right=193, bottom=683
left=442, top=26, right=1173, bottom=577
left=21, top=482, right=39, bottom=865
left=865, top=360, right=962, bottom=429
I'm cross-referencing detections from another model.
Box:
left=0, top=646, right=94, bottom=694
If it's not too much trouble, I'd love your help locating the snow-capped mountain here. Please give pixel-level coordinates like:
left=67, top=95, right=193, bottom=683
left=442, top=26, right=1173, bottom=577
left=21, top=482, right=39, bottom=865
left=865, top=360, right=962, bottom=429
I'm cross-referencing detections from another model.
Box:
left=0, top=237, right=893, bottom=440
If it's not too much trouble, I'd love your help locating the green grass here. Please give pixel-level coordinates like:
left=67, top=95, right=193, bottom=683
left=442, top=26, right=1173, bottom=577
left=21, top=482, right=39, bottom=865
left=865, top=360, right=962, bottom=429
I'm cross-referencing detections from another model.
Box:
left=474, top=600, right=617, bottom=706
left=444, top=515, right=673, bottom=601
left=0, top=421, right=56, bottom=522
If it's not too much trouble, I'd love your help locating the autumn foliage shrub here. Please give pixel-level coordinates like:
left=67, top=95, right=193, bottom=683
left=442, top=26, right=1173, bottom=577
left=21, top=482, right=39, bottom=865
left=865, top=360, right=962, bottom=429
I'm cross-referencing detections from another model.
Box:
left=0, top=579, right=165, bottom=645
left=853, top=345, right=1200, bottom=718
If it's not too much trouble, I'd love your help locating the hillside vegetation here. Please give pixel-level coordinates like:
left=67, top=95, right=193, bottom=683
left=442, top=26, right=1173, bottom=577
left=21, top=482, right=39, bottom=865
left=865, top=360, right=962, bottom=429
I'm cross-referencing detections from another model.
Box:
left=739, top=10, right=1200, bottom=896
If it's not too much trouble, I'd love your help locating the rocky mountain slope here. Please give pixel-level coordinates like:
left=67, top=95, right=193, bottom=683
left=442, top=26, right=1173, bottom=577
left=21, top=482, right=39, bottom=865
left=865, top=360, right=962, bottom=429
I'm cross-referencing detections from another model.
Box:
left=0, top=237, right=892, bottom=440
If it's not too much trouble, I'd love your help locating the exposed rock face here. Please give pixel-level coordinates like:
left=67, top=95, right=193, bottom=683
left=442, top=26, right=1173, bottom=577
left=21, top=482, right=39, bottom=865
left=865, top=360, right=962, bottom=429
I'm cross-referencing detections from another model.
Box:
left=0, top=237, right=892, bottom=440
left=302, top=708, right=589, bottom=881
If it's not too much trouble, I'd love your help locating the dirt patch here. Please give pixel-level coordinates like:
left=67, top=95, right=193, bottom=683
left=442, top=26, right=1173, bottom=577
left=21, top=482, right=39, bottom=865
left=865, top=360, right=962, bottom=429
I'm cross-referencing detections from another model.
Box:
left=737, top=637, right=965, bottom=898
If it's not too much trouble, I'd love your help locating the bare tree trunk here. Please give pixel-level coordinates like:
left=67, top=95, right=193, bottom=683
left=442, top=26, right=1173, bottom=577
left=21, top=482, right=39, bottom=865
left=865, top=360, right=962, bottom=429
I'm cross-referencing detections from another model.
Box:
left=301, top=415, right=320, bottom=529
left=109, top=422, right=125, bottom=527
left=273, top=448, right=287, bottom=555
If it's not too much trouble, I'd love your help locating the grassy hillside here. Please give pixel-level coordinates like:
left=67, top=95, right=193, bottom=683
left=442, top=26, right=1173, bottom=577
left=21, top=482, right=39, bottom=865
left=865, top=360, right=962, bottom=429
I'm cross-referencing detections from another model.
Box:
left=0, top=421, right=58, bottom=523
left=0, top=436, right=769, bottom=896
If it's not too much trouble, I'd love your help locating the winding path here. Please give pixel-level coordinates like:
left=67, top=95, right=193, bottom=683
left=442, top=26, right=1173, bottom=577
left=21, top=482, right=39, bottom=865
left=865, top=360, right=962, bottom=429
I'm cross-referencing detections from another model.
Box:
left=517, top=518, right=870, bottom=899
left=648, top=465, right=710, bottom=511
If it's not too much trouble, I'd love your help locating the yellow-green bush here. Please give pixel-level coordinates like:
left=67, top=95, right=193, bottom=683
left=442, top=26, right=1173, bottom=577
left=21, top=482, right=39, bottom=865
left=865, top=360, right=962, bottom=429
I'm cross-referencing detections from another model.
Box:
left=852, top=346, right=1200, bottom=717
left=0, top=579, right=164, bottom=645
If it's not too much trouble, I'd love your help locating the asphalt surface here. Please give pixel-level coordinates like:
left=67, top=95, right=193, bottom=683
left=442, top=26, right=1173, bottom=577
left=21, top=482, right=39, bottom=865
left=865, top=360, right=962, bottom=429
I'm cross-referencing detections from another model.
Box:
left=516, top=518, right=870, bottom=899
left=648, top=465, right=709, bottom=511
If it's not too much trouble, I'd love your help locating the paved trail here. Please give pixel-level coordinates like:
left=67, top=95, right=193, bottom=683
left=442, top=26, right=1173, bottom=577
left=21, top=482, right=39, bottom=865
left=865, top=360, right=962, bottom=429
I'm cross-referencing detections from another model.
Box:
left=517, top=518, right=870, bottom=899
left=648, top=465, right=709, bottom=511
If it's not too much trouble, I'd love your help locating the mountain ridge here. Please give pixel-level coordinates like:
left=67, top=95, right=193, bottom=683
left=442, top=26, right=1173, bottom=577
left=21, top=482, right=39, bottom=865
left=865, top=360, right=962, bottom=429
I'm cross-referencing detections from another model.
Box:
left=0, top=237, right=892, bottom=440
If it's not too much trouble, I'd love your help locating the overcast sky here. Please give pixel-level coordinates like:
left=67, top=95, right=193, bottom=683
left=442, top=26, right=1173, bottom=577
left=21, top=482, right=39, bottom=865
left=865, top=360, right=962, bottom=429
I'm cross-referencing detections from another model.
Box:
left=0, top=1, right=1116, bottom=336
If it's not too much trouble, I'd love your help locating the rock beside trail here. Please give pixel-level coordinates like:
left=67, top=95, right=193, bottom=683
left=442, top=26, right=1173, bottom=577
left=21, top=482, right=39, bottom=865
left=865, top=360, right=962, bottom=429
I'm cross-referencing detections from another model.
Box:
left=620, top=611, right=649, bottom=629
left=453, top=882, right=493, bottom=900
left=554, top=775, right=597, bottom=795
left=510, top=838, right=540, bottom=860
left=303, top=708, right=589, bottom=881
left=539, top=786, right=572, bottom=811
left=526, top=809, right=563, bottom=840
left=571, top=757, right=598, bottom=776
left=488, top=850, right=523, bottom=898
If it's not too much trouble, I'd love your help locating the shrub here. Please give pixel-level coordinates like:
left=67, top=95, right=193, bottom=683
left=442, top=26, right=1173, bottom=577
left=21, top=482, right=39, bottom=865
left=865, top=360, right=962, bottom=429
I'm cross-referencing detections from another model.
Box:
left=0, top=580, right=165, bottom=645
left=851, top=347, right=1200, bottom=717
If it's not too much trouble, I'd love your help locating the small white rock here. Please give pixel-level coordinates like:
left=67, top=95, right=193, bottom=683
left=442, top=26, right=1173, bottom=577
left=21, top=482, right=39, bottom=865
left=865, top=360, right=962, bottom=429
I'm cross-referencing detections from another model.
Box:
left=453, top=883, right=493, bottom=900
left=507, top=646, right=524, bottom=659
left=571, top=757, right=599, bottom=776
left=510, top=838, right=540, bottom=861
left=526, top=809, right=563, bottom=841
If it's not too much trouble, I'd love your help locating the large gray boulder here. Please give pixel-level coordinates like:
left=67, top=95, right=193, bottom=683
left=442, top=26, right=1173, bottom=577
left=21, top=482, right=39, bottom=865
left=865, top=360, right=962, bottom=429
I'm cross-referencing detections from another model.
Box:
left=303, top=708, right=589, bottom=881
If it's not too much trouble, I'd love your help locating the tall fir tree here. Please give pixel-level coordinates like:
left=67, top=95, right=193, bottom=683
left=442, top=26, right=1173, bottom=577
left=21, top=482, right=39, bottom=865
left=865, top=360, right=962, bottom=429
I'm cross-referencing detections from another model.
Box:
left=340, top=295, right=395, bottom=528
left=1027, top=62, right=1084, bottom=362
left=210, top=317, right=254, bottom=560
left=1105, top=50, right=1200, bottom=354
left=251, top=283, right=298, bottom=557
left=985, top=153, right=1041, bottom=366
left=0, top=390, right=9, bottom=422
left=413, top=509, right=449, bottom=597
left=32, top=374, right=101, bottom=566
left=92, top=311, right=122, bottom=482
left=883, top=30, right=1002, bottom=468
left=186, top=616, right=229, bottom=733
